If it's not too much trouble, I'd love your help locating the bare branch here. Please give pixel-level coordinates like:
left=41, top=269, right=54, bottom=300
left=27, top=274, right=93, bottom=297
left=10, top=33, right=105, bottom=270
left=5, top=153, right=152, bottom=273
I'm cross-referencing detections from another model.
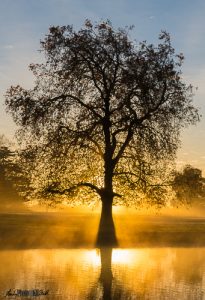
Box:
left=46, top=182, right=102, bottom=196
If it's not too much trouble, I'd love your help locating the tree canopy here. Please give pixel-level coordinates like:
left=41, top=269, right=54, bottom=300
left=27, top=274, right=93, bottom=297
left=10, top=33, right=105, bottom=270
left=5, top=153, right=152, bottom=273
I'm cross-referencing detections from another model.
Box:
left=173, top=165, right=205, bottom=205
left=5, top=20, right=199, bottom=209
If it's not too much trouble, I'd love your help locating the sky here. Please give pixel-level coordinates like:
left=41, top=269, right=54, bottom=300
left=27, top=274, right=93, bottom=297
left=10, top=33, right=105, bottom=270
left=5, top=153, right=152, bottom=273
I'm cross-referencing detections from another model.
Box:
left=0, top=0, right=205, bottom=171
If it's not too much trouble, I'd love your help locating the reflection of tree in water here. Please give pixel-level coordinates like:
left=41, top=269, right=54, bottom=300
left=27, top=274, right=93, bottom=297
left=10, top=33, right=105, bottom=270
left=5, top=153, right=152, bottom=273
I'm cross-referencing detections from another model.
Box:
left=87, top=247, right=134, bottom=300
left=99, top=248, right=112, bottom=300
left=88, top=235, right=205, bottom=300
left=87, top=215, right=133, bottom=300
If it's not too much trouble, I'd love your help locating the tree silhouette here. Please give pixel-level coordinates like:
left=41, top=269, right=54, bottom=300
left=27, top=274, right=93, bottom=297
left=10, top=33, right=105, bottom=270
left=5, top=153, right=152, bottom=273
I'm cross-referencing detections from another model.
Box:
left=0, top=144, right=16, bottom=203
left=0, top=136, right=30, bottom=210
left=173, top=165, right=205, bottom=205
left=5, top=20, right=199, bottom=243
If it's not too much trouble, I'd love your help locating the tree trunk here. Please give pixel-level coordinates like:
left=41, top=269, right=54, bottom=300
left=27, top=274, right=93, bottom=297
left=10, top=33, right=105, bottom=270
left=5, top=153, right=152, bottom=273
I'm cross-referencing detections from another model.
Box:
left=96, top=197, right=118, bottom=247
left=96, top=139, right=117, bottom=246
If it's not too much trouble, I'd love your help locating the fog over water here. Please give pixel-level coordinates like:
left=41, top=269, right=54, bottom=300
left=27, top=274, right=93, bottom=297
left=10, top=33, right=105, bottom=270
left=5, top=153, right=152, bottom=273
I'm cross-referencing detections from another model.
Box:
left=0, top=207, right=205, bottom=299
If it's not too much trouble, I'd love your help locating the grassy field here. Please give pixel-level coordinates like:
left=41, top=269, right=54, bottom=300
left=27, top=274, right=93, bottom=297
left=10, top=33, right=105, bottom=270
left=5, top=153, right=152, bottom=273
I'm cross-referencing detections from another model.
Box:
left=1, top=212, right=205, bottom=249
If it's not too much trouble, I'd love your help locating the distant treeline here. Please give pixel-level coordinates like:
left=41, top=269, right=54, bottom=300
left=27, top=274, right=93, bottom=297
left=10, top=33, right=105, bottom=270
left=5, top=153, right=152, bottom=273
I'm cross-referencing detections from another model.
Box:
left=0, top=135, right=31, bottom=210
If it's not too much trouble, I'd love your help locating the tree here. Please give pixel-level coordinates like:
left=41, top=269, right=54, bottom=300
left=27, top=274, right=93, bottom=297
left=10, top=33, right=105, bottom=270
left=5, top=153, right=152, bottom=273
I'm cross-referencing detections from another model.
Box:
left=5, top=20, right=199, bottom=245
left=173, top=165, right=205, bottom=205
left=0, top=135, right=30, bottom=210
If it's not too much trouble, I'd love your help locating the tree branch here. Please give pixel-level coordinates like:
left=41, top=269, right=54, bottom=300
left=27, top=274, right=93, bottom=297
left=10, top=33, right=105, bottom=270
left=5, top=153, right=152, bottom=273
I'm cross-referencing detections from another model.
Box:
left=57, top=124, right=104, bottom=158
left=87, top=137, right=104, bottom=158
left=137, top=81, right=167, bottom=123
left=113, top=124, right=133, bottom=166
left=47, top=94, right=103, bottom=119
left=80, top=53, right=105, bottom=99
left=46, top=182, right=102, bottom=196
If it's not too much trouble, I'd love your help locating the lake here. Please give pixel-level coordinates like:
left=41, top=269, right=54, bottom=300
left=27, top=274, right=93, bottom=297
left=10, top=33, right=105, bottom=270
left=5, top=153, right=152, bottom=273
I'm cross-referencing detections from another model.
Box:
left=1, top=212, right=205, bottom=299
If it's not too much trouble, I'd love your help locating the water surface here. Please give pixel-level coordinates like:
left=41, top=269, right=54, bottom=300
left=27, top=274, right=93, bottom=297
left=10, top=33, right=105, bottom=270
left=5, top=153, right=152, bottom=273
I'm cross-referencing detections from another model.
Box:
left=1, top=213, right=205, bottom=299
left=1, top=247, right=205, bottom=299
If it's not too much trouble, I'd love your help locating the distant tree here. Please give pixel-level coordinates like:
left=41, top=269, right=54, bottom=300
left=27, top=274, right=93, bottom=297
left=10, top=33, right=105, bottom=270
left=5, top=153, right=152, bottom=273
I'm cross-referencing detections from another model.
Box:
left=172, top=165, right=205, bottom=205
left=5, top=20, right=199, bottom=244
left=0, top=141, right=15, bottom=201
left=0, top=135, right=31, bottom=209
